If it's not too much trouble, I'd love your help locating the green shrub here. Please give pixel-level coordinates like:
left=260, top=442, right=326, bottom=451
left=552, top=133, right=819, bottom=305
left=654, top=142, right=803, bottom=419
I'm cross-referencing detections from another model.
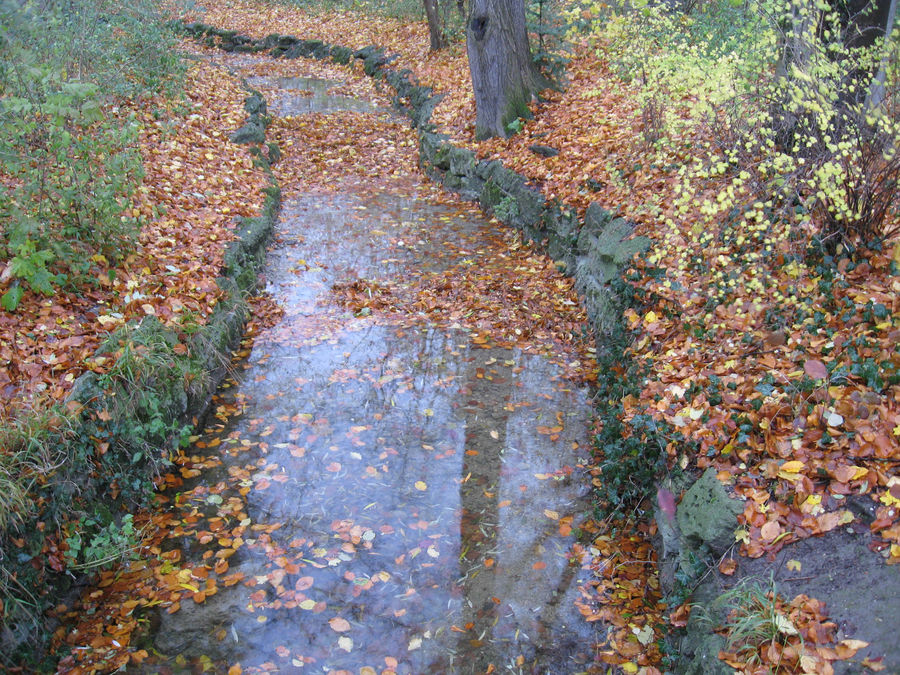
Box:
left=64, top=513, right=141, bottom=571
left=0, top=0, right=185, bottom=309
left=569, top=0, right=900, bottom=252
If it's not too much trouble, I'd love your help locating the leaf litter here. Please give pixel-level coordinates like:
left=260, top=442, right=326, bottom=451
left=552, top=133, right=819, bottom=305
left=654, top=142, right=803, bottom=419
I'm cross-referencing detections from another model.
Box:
left=33, top=0, right=898, bottom=672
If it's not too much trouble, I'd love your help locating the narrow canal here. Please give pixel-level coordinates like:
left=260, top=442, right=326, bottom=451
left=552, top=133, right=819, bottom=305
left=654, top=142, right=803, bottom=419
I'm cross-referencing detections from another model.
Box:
left=67, top=51, right=600, bottom=674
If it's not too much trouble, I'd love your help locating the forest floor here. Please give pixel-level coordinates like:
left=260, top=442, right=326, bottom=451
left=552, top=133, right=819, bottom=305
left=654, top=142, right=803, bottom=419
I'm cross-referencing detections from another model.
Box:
left=1, top=0, right=897, bottom=673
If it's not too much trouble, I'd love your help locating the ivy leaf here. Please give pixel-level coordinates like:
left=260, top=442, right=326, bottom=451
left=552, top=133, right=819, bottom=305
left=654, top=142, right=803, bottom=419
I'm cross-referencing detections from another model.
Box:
left=1, top=286, right=23, bottom=311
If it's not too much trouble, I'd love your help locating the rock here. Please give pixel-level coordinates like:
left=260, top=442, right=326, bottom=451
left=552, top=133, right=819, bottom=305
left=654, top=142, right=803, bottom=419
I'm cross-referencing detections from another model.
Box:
left=418, top=131, right=451, bottom=171
left=243, top=93, right=266, bottom=116
left=676, top=468, right=743, bottom=556
left=529, top=144, right=559, bottom=157
left=230, top=122, right=265, bottom=144
left=447, top=145, right=476, bottom=178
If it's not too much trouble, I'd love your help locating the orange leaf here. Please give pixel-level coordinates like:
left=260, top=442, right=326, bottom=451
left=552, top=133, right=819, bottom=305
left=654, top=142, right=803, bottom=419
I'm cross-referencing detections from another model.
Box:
left=760, top=521, right=782, bottom=541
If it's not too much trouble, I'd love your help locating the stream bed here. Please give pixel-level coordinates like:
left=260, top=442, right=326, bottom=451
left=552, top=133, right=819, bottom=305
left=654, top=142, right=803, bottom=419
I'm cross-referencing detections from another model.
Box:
left=126, top=57, right=598, bottom=674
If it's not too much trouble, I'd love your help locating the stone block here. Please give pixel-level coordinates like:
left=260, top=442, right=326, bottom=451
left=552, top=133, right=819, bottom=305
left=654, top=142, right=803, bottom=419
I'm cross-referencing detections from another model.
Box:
left=676, top=468, right=743, bottom=555
left=447, top=145, right=475, bottom=178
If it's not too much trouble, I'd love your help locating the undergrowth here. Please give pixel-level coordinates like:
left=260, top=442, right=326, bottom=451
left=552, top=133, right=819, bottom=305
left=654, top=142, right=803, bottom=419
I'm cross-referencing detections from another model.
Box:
left=0, top=0, right=185, bottom=309
left=568, top=0, right=900, bottom=253
left=0, top=318, right=201, bottom=664
left=591, top=271, right=674, bottom=518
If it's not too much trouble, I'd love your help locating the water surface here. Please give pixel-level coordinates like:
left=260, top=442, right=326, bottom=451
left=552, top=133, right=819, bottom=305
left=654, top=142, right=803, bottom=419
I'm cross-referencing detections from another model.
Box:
left=141, top=75, right=597, bottom=674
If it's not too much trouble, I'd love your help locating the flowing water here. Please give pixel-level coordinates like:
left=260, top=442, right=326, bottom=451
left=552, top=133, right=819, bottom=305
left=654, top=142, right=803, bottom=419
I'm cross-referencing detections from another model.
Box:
left=127, top=58, right=598, bottom=674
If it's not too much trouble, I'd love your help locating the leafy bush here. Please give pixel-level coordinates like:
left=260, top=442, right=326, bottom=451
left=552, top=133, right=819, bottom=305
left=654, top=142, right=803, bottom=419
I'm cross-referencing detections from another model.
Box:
left=0, top=0, right=184, bottom=309
left=569, top=0, right=900, bottom=252
left=64, top=513, right=141, bottom=571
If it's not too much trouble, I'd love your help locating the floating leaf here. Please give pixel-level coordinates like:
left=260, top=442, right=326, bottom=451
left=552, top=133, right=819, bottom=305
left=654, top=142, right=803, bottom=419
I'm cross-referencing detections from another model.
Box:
left=329, top=617, right=351, bottom=632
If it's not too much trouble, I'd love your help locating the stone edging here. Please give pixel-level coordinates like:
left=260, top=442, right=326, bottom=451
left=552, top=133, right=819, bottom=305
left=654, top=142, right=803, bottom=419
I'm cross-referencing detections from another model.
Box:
left=0, top=81, right=281, bottom=662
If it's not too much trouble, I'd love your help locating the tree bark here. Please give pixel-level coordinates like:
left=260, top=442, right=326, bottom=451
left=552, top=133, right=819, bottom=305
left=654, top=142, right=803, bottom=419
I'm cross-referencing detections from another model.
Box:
left=466, top=0, right=543, bottom=139
left=826, top=0, right=897, bottom=108
left=862, top=0, right=898, bottom=111
left=423, top=0, right=448, bottom=51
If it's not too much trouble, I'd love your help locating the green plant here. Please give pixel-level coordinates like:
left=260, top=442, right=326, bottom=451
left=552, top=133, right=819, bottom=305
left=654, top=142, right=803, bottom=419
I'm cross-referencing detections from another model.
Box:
left=0, top=404, right=74, bottom=531
left=64, top=513, right=141, bottom=571
left=589, top=276, right=676, bottom=517
left=505, top=117, right=526, bottom=135
left=494, top=194, right=521, bottom=222
left=527, top=0, right=571, bottom=88
left=698, top=575, right=800, bottom=665
left=0, top=0, right=185, bottom=309
left=93, top=319, right=201, bottom=485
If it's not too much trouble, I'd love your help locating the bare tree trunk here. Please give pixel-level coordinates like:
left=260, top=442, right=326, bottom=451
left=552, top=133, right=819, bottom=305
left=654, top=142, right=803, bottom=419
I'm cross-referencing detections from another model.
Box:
left=424, top=0, right=448, bottom=51
left=466, top=0, right=544, bottom=139
left=863, top=0, right=898, bottom=111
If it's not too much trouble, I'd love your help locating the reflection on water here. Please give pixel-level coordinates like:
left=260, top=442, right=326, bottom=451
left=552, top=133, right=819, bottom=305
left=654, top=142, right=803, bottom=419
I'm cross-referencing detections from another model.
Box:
left=140, top=75, right=596, bottom=674
left=245, top=75, right=381, bottom=116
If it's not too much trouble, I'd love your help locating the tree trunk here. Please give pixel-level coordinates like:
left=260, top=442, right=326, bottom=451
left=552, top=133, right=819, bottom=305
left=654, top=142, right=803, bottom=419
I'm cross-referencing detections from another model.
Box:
left=863, top=0, right=898, bottom=111
left=424, top=0, right=448, bottom=51
left=466, top=0, right=543, bottom=139
left=826, top=0, right=897, bottom=108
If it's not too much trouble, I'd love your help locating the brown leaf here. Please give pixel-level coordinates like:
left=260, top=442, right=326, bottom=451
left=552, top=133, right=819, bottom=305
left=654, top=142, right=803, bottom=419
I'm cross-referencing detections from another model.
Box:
left=804, top=359, right=828, bottom=380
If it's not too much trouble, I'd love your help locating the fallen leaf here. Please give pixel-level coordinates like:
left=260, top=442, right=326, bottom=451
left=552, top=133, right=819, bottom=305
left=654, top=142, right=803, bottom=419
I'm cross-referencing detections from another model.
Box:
left=329, top=616, right=351, bottom=632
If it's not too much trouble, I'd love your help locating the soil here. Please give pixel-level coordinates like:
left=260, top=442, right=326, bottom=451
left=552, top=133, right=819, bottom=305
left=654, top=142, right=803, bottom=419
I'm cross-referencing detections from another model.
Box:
left=708, top=526, right=900, bottom=674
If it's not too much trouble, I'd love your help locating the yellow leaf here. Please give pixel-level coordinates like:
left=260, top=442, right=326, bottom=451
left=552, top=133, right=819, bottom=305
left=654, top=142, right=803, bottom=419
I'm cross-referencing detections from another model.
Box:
left=414, top=481, right=427, bottom=491
left=786, top=559, right=802, bottom=572
left=543, top=509, right=560, bottom=520
left=97, top=314, right=123, bottom=327
left=851, top=465, right=869, bottom=480
left=781, top=460, right=805, bottom=473
left=622, top=662, right=638, bottom=674
left=643, top=310, right=658, bottom=325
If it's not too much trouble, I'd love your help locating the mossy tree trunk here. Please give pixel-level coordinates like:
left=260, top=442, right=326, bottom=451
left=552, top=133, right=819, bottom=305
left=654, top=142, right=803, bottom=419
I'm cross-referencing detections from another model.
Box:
left=466, top=0, right=543, bottom=139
